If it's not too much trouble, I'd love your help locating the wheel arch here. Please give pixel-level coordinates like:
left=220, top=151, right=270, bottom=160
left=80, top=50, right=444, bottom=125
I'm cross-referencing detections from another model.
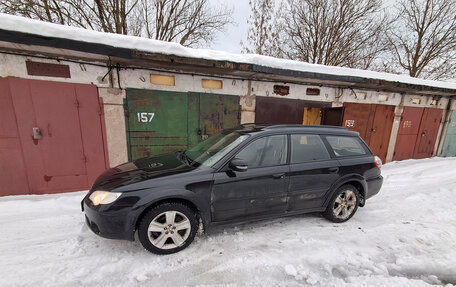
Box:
left=324, top=175, right=367, bottom=208
left=134, top=194, right=206, bottom=234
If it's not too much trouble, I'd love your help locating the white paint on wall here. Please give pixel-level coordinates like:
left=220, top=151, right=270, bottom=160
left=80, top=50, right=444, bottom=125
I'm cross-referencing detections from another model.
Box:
left=402, top=94, right=448, bottom=109
left=0, top=54, right=111, bottom=87
left=2, top=52, right=447, bottom=111
left=338, top=88, right=402, bottom=107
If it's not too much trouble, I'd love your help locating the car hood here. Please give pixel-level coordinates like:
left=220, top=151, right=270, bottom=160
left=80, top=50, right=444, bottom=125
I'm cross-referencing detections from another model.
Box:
left=91, top=152, right=196, bottom=191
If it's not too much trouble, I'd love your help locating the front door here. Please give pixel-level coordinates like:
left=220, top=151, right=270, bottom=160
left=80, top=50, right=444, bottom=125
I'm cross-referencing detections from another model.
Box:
left=211, top=135, right=289, bottom=222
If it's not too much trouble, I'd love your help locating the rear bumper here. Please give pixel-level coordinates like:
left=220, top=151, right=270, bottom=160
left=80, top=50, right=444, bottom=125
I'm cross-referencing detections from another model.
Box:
left=82, top=199, right=135, bottom=241
left=366, top=175, right=383, bottom=199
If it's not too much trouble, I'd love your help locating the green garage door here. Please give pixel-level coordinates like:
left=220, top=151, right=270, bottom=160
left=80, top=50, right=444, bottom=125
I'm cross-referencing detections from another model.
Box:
left=126, top=89, right=240, bottom=161
left=441, top=110, right=456, bottom=157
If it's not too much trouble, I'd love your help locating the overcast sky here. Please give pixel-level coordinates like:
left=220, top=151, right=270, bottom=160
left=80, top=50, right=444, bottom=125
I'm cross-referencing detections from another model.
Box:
left=209, top=0, right=251, bottom=54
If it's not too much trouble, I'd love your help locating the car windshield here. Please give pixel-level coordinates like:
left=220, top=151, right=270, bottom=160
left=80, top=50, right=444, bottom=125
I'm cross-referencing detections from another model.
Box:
left=183, top=131, right=250, bottom=167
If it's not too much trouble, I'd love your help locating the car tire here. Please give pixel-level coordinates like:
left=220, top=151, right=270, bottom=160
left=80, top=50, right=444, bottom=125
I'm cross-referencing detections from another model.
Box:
left=138, top=202, right=198, bottom=255
left=323, top=184, right=360, bottom=223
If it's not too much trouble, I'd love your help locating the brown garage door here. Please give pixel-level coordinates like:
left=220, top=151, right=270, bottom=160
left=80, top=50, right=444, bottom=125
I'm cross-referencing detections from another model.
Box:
left=393, top=107, right=423, bottom=161
left=0, top=77, right=107, bottom=196
left=255, top=97, right=305, bottom=124
left=342, top=103, right=394, bottom=162
left=393, top=107, right=442, bottom=161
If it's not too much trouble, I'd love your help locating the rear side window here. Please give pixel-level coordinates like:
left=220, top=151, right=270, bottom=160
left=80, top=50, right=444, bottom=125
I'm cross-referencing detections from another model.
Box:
left=291, top=134, right=330, bottom=163
left=326, top=136, right=367, bottom=157
left=236, top=135, right=287, bottom=168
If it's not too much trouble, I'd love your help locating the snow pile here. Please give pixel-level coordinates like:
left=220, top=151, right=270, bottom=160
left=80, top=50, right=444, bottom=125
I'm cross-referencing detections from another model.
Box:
left=0, top=157, right=456, bottom=286
left=1, top=13, right=456, bottom=91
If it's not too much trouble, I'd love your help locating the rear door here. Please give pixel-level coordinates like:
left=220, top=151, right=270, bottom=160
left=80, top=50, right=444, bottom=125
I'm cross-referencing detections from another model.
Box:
left=211, top=134, right=289, bottom=221
left=287, top=134, right=341, bottom=211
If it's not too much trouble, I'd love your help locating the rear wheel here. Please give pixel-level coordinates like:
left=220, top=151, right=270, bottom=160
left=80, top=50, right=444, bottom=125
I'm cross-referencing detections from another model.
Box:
left=138, top=202, right=197, bottom=255
left=323, top=185, right=359, bottom=223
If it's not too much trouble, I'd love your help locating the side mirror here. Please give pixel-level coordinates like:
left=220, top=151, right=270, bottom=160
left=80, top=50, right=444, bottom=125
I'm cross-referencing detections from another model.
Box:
left=229, top=158, right=248, bottom=172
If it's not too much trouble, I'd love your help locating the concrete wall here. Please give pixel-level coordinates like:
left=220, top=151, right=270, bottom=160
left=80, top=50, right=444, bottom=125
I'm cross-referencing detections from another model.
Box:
left=98, top=88, right=128, bottom=167
left=0, top=52, right=450, bottom=164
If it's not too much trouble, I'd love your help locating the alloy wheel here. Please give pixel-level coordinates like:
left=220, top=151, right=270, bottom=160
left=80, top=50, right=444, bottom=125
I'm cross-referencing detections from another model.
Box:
left=147, top=211, right=191, bottom=250
left=333, top=189, right=357, bottom=220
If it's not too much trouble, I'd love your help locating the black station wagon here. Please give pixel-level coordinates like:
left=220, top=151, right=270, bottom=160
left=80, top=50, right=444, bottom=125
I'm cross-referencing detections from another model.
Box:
left=82, top=124, right=383, bottom=254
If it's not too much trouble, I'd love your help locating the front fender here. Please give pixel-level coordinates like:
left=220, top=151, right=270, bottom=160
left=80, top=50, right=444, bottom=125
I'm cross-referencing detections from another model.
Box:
left=131, top=188, right=210, bottom=231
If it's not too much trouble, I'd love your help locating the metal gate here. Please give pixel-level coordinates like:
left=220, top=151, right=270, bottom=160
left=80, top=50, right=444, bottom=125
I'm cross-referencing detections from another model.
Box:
left=125, top=89, right=241, bottom=161
left=393, top=107, right=443, bottom=160
left=342, top=103, right=395, bottom=162
left=413, top=108, right=443, bottom=159
left=441, top=110, right=456, bottom=157
left=0, top=77, right=107, bottom=196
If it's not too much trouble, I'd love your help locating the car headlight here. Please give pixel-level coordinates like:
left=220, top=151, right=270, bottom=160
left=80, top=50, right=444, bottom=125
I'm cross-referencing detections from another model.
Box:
left=89, top=190, right=122, bottom=206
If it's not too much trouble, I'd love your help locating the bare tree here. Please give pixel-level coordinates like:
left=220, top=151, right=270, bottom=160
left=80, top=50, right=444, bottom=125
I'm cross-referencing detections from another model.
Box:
left=0, top=0, right=77, bottom=25
left=241, top=0, right=282, bottom=57
left=387, top=0, right=456, bottom=79
left=0, top=0, right=232, bottom=47
left=0, top=0, right=141, bottom=33
left=140, top=0, right=232, bottom=47
left=280, top=0, right=389, bottom=69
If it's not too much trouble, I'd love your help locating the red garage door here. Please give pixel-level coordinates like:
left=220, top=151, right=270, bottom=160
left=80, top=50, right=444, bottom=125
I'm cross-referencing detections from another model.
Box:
left=393, top=107, right=443, bottom=161
left=342, top=103, right=395, bottom=163
left=0, top=77, right=107, bottom=196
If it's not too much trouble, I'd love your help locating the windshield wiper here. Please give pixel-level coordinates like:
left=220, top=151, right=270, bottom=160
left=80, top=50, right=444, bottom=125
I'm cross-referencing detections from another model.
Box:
left=177, top=150, right=193, bottom=166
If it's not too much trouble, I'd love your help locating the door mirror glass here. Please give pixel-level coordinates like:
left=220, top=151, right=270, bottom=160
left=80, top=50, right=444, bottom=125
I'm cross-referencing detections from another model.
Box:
left=229, top=158, right=248, bottom=172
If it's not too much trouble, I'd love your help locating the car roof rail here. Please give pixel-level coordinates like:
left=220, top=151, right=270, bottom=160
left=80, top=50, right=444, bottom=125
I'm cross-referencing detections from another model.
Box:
left=264, top=124, right=348, bottom=130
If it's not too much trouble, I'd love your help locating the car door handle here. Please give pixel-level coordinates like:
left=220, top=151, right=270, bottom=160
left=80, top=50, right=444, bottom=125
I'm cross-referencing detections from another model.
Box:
left=272, top=173, right=285, bottom=179
left=328, top=167, right=339, bottom=173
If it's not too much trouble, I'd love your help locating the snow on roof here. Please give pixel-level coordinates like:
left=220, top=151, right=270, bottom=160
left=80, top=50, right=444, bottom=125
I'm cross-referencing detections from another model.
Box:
left=1, top=13, right=456, bottom=91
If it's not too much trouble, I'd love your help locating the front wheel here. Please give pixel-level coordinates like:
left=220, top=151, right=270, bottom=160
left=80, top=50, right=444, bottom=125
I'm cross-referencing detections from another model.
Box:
left=323, top=185, right=359, bottom=223
left=138, top=202, right=197, bottom=255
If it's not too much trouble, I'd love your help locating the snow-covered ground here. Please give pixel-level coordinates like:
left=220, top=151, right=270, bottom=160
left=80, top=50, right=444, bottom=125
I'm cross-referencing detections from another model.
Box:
left=1, top=157, right=455, bottom=287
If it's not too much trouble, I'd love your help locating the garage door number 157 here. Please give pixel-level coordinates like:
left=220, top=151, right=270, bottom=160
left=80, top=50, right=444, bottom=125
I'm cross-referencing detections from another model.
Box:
left=137, top=112, right=155, bottom=123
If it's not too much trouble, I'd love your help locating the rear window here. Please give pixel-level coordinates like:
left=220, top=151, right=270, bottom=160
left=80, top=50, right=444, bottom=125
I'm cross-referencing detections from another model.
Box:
left=326, top=136, right=367, bottom=157
left=291, top=134, right=330, bottom=163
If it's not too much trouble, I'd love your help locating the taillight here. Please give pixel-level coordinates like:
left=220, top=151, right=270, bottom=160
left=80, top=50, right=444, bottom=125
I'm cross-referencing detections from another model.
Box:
left=374, top=156, right=382, bottom=169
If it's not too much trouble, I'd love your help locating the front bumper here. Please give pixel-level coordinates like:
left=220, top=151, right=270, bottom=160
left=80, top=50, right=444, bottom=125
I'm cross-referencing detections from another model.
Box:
left=366, top=175, right=383, bottom=199
left=82, top=198, right=136, bottom=241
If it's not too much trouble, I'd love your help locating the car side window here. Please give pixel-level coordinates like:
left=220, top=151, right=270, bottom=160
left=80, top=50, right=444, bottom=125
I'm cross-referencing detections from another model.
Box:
left=326, top=136, right=367, bottom=157
left=291, top=134, right=330, bottom=163
left=236, top=135, right=287, bottom=168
